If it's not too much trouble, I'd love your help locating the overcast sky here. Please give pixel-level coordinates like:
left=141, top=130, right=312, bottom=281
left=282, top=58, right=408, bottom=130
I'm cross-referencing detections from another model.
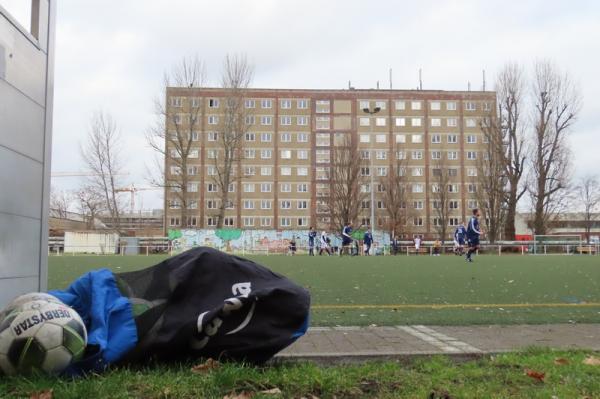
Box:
left=5, top=0, right=600, bottom=211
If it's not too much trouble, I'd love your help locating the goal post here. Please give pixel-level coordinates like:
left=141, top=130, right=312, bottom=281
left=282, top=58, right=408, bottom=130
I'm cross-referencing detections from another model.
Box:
left=532, top=235, right=583, bottom=255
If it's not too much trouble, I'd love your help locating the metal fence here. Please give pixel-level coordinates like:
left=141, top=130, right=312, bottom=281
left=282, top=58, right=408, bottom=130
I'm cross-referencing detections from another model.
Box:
left=48, top=237, right=600, bottom=256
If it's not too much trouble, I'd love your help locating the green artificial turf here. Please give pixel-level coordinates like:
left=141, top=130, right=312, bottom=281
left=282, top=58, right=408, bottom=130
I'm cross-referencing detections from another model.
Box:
left=48, top=254, right=600, bottom=326
left=1, top=349, right=599, bottom=398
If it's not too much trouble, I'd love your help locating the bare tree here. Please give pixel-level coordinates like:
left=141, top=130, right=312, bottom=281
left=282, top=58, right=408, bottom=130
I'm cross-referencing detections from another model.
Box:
left=327, top=135, right=368, bottom=232
left=210, top=53, right=254, bottom=228
left=380, top=152, right=412, bottom=239
left=146, top=56, right=205, bottom=229
left=576, top=175, right=600, bottom=243
left=431, top=156, right=452, bottom=242
left=529, top=60, right=581, bottom=234
left=81, top=111, right=124, bottom=231
left=74, top=186, right=105, bottom=229
left=475, top=121, right=507, bottom=243
left=495, top=63, right=527, bottom=240
left=49, top=187, right=74, bottom=218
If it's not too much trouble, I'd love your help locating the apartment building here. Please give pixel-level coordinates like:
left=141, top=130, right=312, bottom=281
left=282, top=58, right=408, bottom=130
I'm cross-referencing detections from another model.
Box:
left=164, top=87, right=495, bottom=239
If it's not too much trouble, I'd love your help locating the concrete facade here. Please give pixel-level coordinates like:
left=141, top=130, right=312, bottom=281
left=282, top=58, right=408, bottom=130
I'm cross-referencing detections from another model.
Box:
left=165, top=87, right=495, bottom=240
left=0, top=1, right=55, bottom=306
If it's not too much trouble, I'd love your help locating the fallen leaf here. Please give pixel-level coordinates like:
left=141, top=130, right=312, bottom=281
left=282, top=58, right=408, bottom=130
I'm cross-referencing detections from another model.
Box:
left=508, top=280, right=514, bottom=284
left=554, top=357, right=569, bottom=365
left=30, top=390, right=53, bottom=399
left=583, top=356, right=600, bottom=366
left=524, top=369, right=545, bottom=382
left=260, top=388, right=282, bottom=395
left=223, top=392, right=253, bottom=399
left=191, top=358, right=220, bottom=374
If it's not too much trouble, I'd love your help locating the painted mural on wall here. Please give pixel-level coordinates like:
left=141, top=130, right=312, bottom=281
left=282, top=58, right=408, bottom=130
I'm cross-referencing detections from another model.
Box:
left=168, top=229, right=391, bottom=253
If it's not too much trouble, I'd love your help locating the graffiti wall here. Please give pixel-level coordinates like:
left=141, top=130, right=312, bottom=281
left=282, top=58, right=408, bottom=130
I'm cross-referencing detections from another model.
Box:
left=168, top=229, right=391, bottom=253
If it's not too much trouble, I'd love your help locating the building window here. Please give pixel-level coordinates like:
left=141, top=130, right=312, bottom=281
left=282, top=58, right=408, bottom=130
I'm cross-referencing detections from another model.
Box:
left=281, top=132, right=292, bottom=142
left=260, top=183, right=272, bottom=192
left=395, top=134, right=406, bottom=143
left=261, top=167, right=272, bottom=176
left=245, top=99, right=255, bottom=108
left=169, top=217, right=181, bottom=226
left=447, top=118, right=458, bottom=127
left=431, top=118, right=441, bottom=127
left=297, top=132, right=309, bottom=142
left=297, top=167, right=308, bottom=176
left=316, top=150, right=330, bottom=163
left=467, top=151, right=477, bottom=160
left=280, top=218, right=291, bottom=227
left=316, top=133, right=330, bottom=146
left=411, top=101, right=422, bottom=110
left=431, top=151, right=441, bottom=160
left=243, top=200, right=255, bottom=209
left=207, top=183, right=217, bottom=193
left=316, top=117, right=330, bottom=130
left=208, top=115, right=218, bottom=125
left=412, top=167, right=423, bottom=177
left=414, top=200, right=424, bottom=209
left=361, top=150, right=370, bottom=160
left=244, top=149, right=255, bottom=159
left=297, top=218, right=308, bottom=227
left=261, top=99, right=272, bottom=108
left=465, top=102, right=476, bottom=111
left=375, top=150, right=387, bottom=160
left=261, top=115, right=273, bottom=125
left=206, top=166, right=217, bottom=176
left=359, top=117, right=370, bottom=126
left=187, top=183, right=199, bottom=192
left=281, top=183, right=291, bottom=192
left=243, top=217, right=254, bottom=227
left=297, top=99, right=308, bottom=109
left=446, top=101, right=457, bottom=111
left=243, top=183, right=255, bottom=193
left=375, top=117, right=386, bottom=127
left=396, top=151, right=406, bottom=160
left=466, top=118, right=477, bottom=128
left=466, top=135, right=477, bottom=144
left=376, top=134, right=387, bottom=143
left=412, top=184, right=424, bottom=193
left=244, top=166, right=255, bottom=176
left=280, top=150, right=292, bottom=159
left=297, top=200, right=308, bottom=209
left=188, top=200, right=198, bottom=209
left=411, top=134, right=423, bottom=143
left=447, top=134, right=458, bottom=144
left=413, top=217, right=423, bottom=226
left=395, top=100, right=406, bottom=110
left=395, top=117, right=406, bottom=127
left=359, top=100, right=370, bottom=109
left=170, top=97, right=182, bottom=107
left=297, top=149, right=309, bottom=160
left=297, top=183, right=308, bottom=192
left=280, top=116, right=292, bottom=126
left=316, top=100, right=330, bottom=113
left=260, top=132, right=272, bottom=142
left=297, top=116, right=308, bottom=126
left=468, top=199, right=478, bottom=208
left=448, top=184, right=459, bottom=193
left=245, top=115, right=255, bottom=125
left=430, top=101, right=441, bottom=110
left=449, top=200, right=459, bottom=210
left=280, top=200, right=291, bottom=209
left=280, top=99, right=292, bottom=109
left=245, top=132, right=255, bottom=142
left=281, top=166, right=292, bottom=176
left=261, top=149, right=272, bottom=159
left=412, top=150, right=423, bottom=160
left=360, top=167, right=370, bottom=177
left=448, top=168, right=458, bottom=177
left=411, top=118, right=422, bottom=127
left=360, top=134, right=370, bottom=143
left=377, top=167, right=388, bottom=177
left=224, top=217, right=235, bottom=227
left=261, top=199, right=272, bottom=209
left=208, top=98, right=220, bottom=108
left=447, top=151, right=458, bottom=160
left=468, top=184, right=477, bottom=193
left=431, top=134, right=441, bottom=144
left=261, top=217, right=272, bottom=227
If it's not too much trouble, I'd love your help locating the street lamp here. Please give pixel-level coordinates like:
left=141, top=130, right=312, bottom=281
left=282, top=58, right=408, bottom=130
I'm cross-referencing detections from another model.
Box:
left=363, top=106, right=381, bottom=245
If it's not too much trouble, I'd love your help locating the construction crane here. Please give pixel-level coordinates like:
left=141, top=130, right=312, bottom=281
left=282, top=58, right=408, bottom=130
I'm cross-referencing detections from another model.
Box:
left=115, top=184, right=160, bottom=214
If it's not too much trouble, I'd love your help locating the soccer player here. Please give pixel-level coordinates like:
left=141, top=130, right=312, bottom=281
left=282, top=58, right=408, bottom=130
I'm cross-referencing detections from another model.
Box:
left=340, top=222, right=353, bottom=256
left=363, top=229, right=373, bottom=255
left=414, top=236, right=422, bottom=255
left=319, top=231, right=331, bottom=255
left=308, top=227, right=317, bottom=256
left=454, top=222, right=467, bottom=256
left=466, top=209, right=482, bottom=262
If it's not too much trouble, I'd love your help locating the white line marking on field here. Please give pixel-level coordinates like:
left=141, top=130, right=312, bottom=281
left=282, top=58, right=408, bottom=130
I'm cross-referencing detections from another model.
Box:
left=398, top=325, right=482, bottom=353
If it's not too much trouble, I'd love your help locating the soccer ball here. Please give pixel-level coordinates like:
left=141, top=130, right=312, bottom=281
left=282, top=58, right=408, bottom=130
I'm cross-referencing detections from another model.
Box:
left=0, top=292, right=64, bottom=322
left=0, top=299, right=87, bottom=375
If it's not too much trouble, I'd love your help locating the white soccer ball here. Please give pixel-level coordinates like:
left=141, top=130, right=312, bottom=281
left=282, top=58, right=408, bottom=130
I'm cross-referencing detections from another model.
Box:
left=0, top=300, right=87, bottom=375
left=0, top=292, right=64, bottom=322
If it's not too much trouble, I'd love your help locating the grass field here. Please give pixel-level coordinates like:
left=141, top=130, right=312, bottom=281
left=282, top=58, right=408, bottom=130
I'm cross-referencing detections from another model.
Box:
left=2, top=349, right=600, bottom=398
left=48, top=253, right=600, bottom=326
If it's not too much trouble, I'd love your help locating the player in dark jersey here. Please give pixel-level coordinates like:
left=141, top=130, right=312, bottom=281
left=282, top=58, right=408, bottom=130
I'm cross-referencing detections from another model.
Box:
left=308, top=227, right=317, bottom=256
left=453, top=222, right=467, bottom=256
left=466, top=209, right=482, bottom=262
